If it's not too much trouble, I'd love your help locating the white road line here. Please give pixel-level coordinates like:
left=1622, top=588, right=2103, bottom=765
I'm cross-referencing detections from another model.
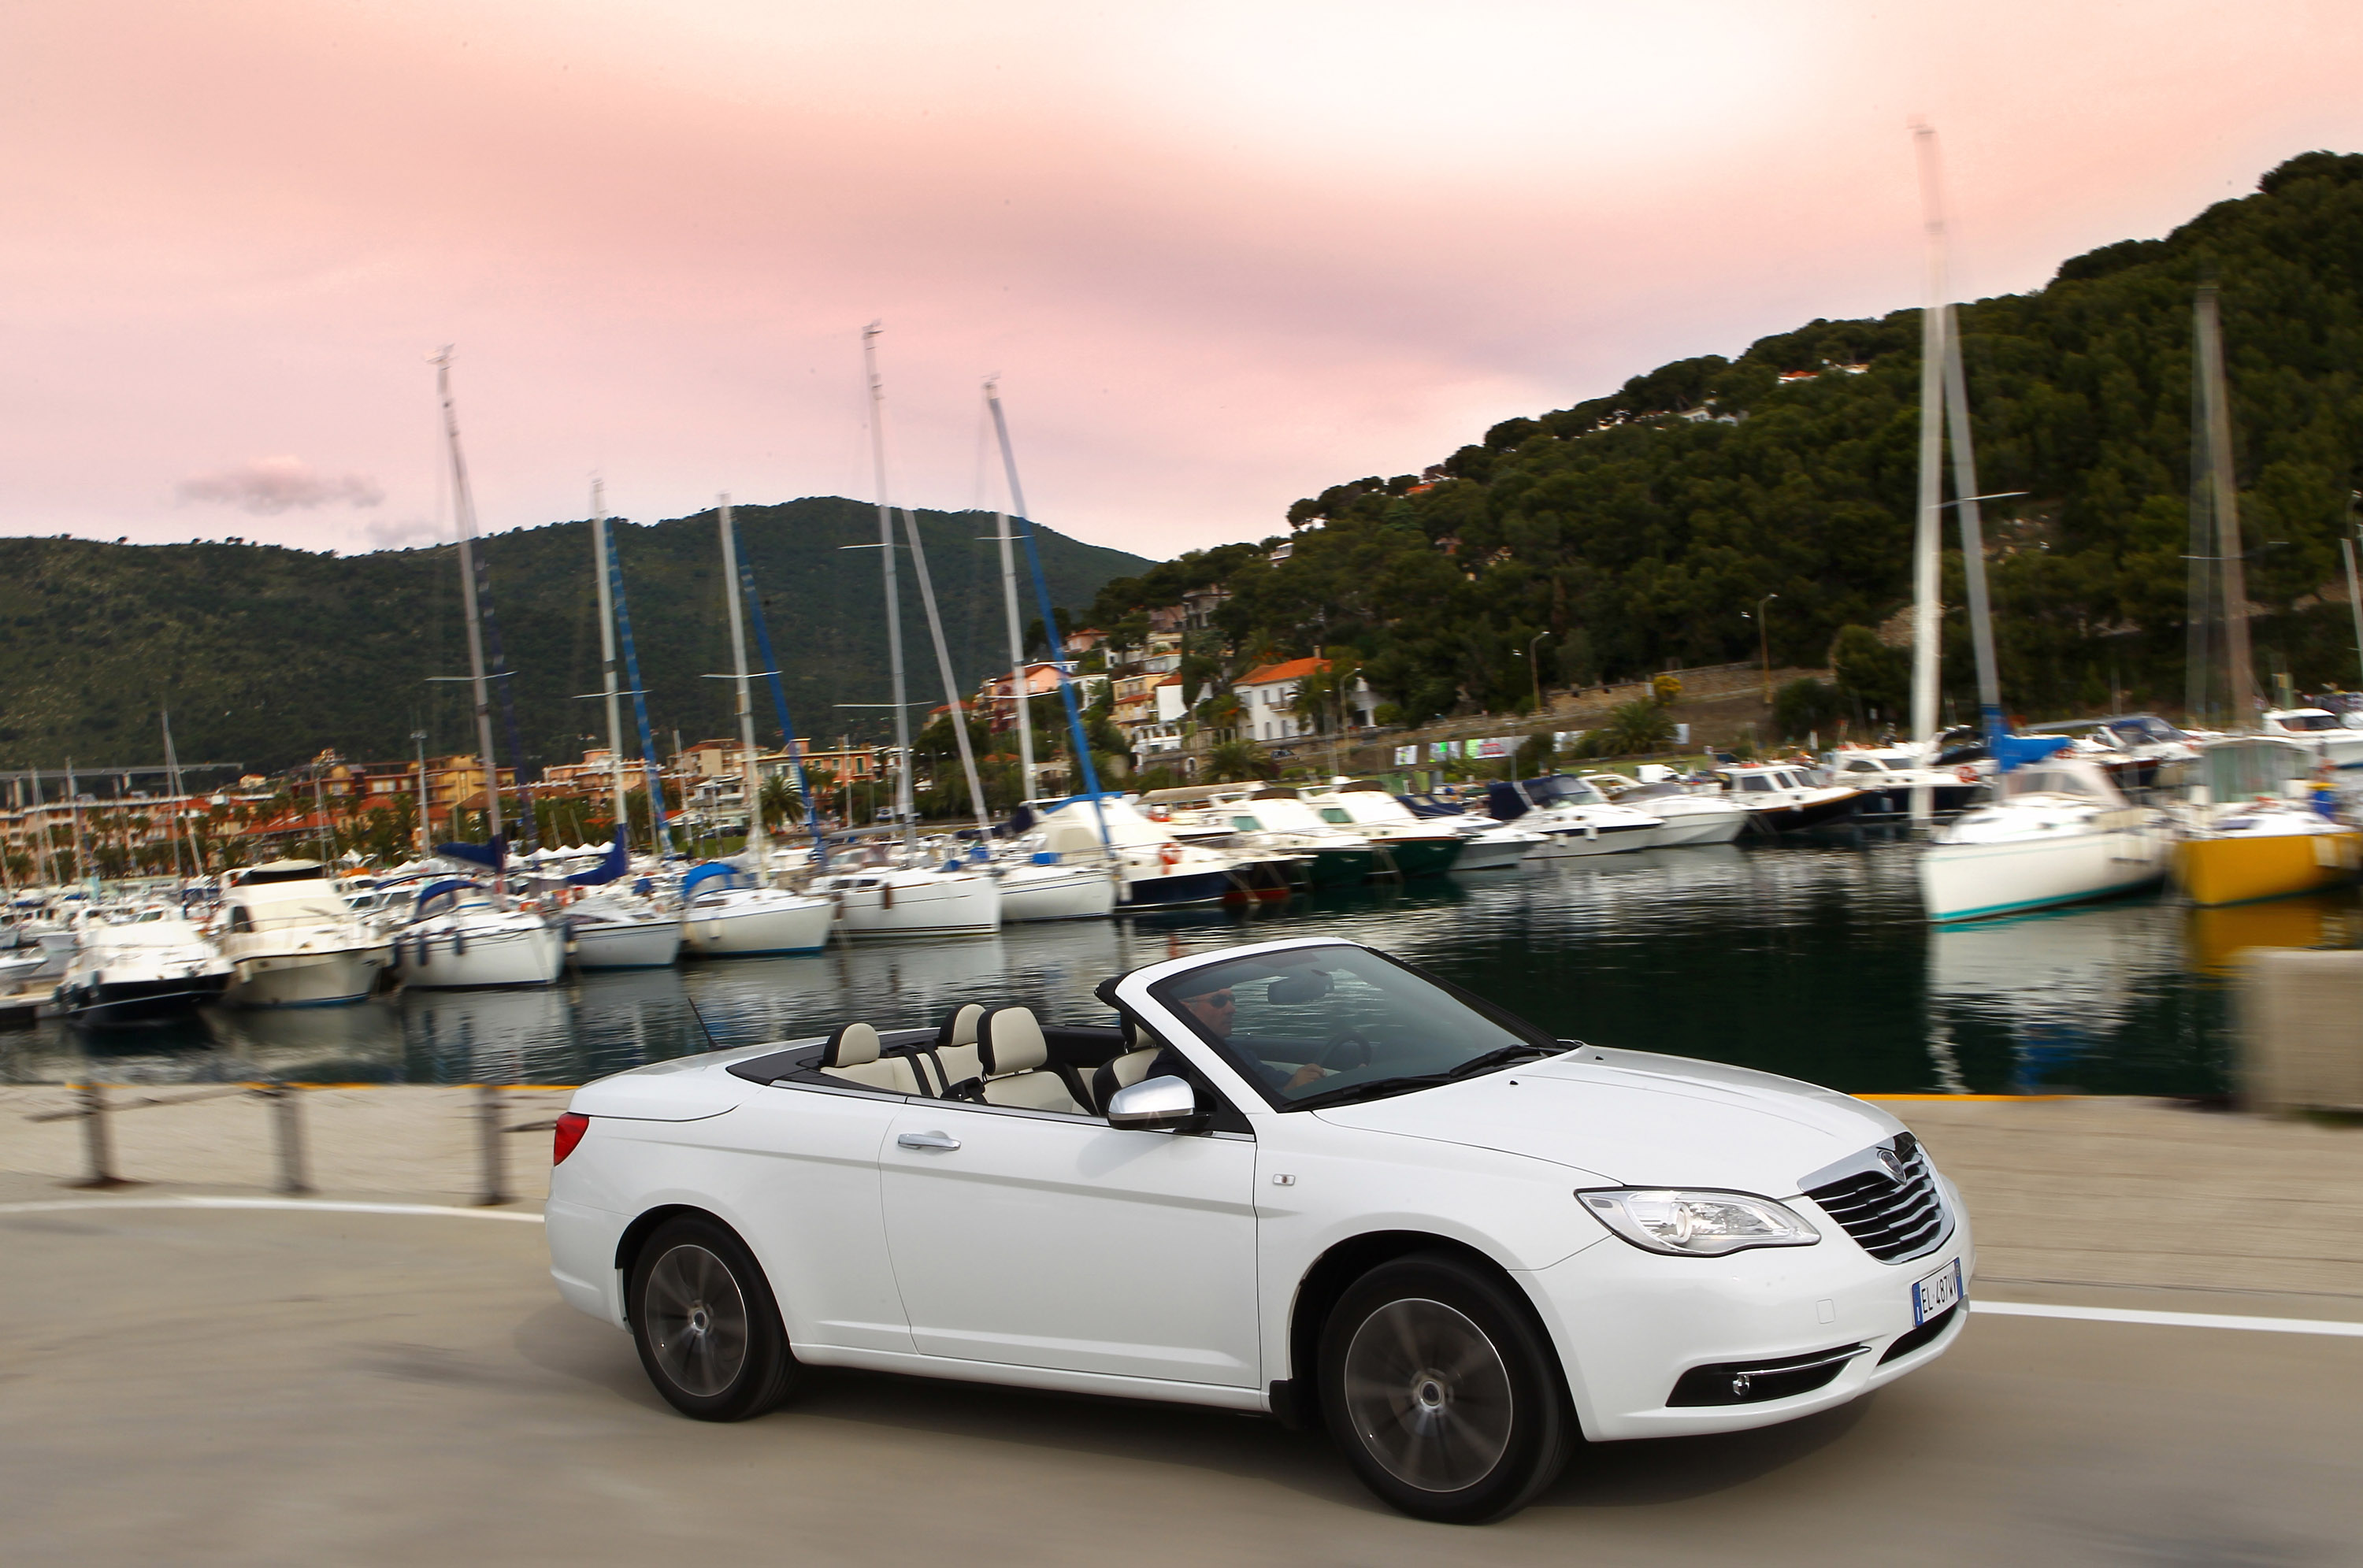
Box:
left=0, top=1196, right=546, bottom=1223
left=1972, top=1299, right=2363, bottom=1338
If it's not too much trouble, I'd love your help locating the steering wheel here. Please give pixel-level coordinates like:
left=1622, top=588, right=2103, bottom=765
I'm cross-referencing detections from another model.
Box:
left=1318, top=1029, right=1374, bottom=1070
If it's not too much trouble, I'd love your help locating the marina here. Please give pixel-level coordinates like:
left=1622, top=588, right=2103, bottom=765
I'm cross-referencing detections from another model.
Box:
left=3, top=836, right=2334, bottom=1099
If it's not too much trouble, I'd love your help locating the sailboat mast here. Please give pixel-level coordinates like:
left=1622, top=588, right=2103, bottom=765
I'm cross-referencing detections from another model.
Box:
left=1908, top=124, right=1948, bottom=828
left=591, top=481, right=632, bottom=850
left=862, top=323, right=918, bottom=856
left=606, top=527, right=674, bottom=856
left=987, top=383, right=1039, bottom=801
left=2194, top=285, right=2257, bottom=721
left=432, top=350, right=508, bottom=900
left=718, top=495, right=766, bottom=874
left=160, top=710, right=188, bottom=881
left=1940, top=312, right=2001, bottom=740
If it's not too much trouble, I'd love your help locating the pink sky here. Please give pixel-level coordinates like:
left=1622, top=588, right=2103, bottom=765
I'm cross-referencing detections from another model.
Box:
left=4, top=2, right=2359, bottom=562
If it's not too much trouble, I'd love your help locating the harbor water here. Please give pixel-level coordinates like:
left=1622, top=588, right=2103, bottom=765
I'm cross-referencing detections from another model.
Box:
left=6, top=838, right=2352, bottom=1096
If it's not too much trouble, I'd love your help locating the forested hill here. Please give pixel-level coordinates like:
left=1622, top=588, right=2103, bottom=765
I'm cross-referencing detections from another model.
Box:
left=1094, top=150, right=2363, bottom=725
left=0, top=499, right=1147, bottom=777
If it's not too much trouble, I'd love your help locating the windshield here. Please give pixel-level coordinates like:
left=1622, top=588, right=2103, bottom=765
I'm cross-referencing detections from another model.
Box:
left=2278, top=712, right=2340, bottom=732
left=1526, top=777, right=1607, bottom=807
left=1149, top=944, right=1564, bottom=1110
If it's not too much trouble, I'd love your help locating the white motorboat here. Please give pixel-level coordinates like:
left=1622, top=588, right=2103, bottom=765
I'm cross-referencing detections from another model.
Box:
left=1715, top=763, right=1867, bottom=833
left=994, top=854, right=1119, bottom=922
left=1145, top=784, right=1386, bottom=887
left=391, top=881, right=567, bottom=989
left=215, top=859, right=392, bottom=1008
left=1482, top=776, right=1663, bottom=857
left=1028, top=795, right=1248, bottom=907
left=1579, top=776, right=1753, bottom=845
left=61, top=907, right=234, bottom=1025
left=1818, top=747, right=1985, bottom=819
left=1919, top=758, right=2174, bottom=923
left=816, top=862, right=1002, bottom=938
left=2260, top=707, right=2363, bottom=769
left=567, top=890, right=685, bottom=969
left=1291, top=780, right=1475, bottom=877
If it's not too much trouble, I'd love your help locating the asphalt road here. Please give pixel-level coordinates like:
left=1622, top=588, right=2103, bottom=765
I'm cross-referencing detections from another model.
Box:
left=5, top=1197, right=2360, bottom=1566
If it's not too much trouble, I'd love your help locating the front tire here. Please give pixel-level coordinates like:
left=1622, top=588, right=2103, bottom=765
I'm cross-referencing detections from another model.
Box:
left=1319, top=1251, right=1574, bottom=1523
left=629, top=1215, right=800, bottom=1421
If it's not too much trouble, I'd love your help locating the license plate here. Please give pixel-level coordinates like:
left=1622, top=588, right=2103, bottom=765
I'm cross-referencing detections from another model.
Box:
left=1913, top=1258, right=1964, bottom=1326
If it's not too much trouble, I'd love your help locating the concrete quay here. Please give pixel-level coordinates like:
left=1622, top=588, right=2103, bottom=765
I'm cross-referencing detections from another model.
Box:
left=5, top=1084, right=2359, bottom=1312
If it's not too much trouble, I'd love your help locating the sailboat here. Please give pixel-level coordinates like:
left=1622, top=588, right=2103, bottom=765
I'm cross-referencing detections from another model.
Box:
left=2170, top=284, right=2362, bottom=906
left=392, top=350, right=566, bottom=990
left=1909, top=130, right=2171, bottom=922
left=809, top=324, right=1003, bottom=939
left=678, top=496, right=836, bottom=957
left=565, top=480, right=685, bottom=969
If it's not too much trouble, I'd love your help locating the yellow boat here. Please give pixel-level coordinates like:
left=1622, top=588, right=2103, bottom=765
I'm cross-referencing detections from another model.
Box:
left=2174, top=813, right=2363, bottom=906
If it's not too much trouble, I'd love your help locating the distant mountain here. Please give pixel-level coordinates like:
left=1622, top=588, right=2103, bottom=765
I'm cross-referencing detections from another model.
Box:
left=0, top=498, right=1149, bottom=778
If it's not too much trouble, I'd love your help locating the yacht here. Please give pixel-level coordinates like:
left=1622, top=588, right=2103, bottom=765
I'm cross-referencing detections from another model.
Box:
left=1025, top=795, right=1248, bottom=908
left=215, top=858, right=393, bottom=1007
left=1577, top=775, right=1752, bottom=845
left=1919, top=757, right=2174, bottom=923
left=1713, top=763, right=1867, bottom=833
left=390, top=880, right=567, bottom=989
left=1819, top=746, right=1984, bottom=818
left=567, top=888, right=685, bottom=969
left=1289, top=780, right=1473, bottom=876
left=1146, top=784, right=1382, bottom=886
left=679, top=862, right=836, bottom=955
left=2259, top=707, right=2363, bottom=769
left=61, top=906, right=234, bottom=1025
left=992, top=851, right=1120, bottom=922
left=1482, top=775, right=1664, bottom=857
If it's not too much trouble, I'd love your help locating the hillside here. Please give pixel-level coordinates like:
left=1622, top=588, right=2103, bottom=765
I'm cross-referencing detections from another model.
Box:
left=0, top=499, right=1147, bottom=777
left=1094, top=150, right=2363, bottom=727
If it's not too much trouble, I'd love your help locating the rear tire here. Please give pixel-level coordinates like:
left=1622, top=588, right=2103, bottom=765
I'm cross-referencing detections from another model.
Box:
left=629, top=1214, right=800, bottom=1421
left=1318, top=1251, right=1574, bottom=1524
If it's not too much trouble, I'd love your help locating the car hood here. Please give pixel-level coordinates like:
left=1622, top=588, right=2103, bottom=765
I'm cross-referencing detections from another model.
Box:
left=1311, top=1046, right=1904, bottom=1192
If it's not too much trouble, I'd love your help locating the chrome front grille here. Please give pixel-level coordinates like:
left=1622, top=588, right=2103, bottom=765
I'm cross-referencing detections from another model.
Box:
left=1801, top=1133, right=1950, bottom=1263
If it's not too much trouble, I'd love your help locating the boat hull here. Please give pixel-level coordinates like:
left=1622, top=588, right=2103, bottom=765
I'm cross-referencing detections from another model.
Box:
left=1119, top=866, right=1238, bottom=909
left=570, top=915, right=685, bottom=969
left=1368, top=837, right=1466, bottom=878
left=393, top=921, right=566, bottom=989
left=1920, top=827, right=2171, bottom=923
left=999, top=866, right=1118, bottom=923
left=833, top=873, right=1001, bottom=939
left=65, top=973, right=231, bottom=1026
left=1647, top=810, right=1751, bottom=847
left=1449, top=834, right=1538, bottom=872
left=683, top=898, right=833, bottom=955
left=224, top=945, right=391, bottom=1008
left=1747, top=793, right=1866, bottom=833
left=2173, top=829, right=2363, bottom=907
left=1526, top=822, right=1660, bottom=858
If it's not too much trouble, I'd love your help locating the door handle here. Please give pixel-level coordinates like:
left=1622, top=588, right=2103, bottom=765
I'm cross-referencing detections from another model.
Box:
left=897, top=1131, right=962, bottom=1151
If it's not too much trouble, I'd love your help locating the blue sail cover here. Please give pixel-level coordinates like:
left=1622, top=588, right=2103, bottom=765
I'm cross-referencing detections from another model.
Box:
left=1484, top=780, right=1530, bottom=821
left=1993, top=734, right=2072, bottom=773
left=566, top=828, right=630, bottom=888
left=679, top=862, right=743, bottom=903
left=413, top=878, right=481, bottom=916
left=434, top=836, right=506, bottom=871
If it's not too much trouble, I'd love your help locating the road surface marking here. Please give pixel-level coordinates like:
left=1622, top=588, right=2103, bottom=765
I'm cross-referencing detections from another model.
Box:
left=0, top=1196, right=545, bottom=1223
left=1972, top=1299, right=2363, bottom=1338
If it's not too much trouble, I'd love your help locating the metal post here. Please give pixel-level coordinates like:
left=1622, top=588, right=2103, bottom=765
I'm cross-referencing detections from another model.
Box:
left=2343, top=495, right=2363, bottom=693
left=78, top=1081, right=119, bottom=1187
left=1909, top=124, right=1949, bottom=832
left=266, top=1083, right=312, bottom=1195
left=475, top=1083, right=509, bottom=1206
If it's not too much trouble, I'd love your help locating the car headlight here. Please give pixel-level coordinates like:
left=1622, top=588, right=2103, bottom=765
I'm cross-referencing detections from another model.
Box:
left=1578, top=1188, right=1820, bottom=1257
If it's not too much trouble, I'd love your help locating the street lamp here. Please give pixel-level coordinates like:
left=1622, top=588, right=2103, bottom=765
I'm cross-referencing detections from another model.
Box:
left=1752, top=593, right=1779, bottom=705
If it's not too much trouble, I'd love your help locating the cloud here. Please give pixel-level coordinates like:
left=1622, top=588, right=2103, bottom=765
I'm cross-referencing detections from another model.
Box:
left=176, top=455, right=385, bottom=514
left=355, top=513, right=444, bottom=550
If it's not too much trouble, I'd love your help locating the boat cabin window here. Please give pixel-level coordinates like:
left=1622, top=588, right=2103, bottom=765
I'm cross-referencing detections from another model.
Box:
left=2277, top=712, right=2342, bottom=732
left=228, top=908, right=253, bottom=933
left=1318, top=807, right=1354, bottom=824
left=1738, top=774, right=1774, bottom=792
left=1229, top=815, right=1264, bottom=832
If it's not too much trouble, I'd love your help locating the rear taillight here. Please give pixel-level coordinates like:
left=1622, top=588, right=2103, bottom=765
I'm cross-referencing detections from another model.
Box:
left=553, top=1112, right=589, bottom=1166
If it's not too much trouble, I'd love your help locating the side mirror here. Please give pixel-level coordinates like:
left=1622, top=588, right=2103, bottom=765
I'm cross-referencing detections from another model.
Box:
left=1107, top=1074, right=1204, bottom=1132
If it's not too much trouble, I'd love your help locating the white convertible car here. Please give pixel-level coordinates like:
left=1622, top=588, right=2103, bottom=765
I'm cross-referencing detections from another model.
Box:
left=546, top=936, right=1972, bottom=1523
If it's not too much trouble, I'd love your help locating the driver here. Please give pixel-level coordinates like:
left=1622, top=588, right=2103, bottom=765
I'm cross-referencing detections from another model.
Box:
left=1170, top=973, right=1325, bottom=1091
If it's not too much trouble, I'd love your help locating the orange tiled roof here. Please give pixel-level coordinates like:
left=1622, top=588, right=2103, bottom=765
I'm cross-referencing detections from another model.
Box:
left=1237, top=656, right=1330, bottom=687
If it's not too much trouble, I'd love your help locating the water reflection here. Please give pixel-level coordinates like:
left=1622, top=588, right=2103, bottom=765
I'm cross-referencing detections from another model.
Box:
left=2, top=842, right=2353, bottom=1095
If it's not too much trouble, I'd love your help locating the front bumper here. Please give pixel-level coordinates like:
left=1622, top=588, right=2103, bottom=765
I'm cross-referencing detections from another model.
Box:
left=1519, top=1175, right=1975, bottom=1441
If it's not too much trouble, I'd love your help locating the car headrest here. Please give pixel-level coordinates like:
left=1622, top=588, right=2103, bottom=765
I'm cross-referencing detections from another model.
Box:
left=977, top=1006, right=1047, bottom=1074
left=937, top=1002, right=984, bottom=1051
left=822, top=1021, right=881, bottom=1068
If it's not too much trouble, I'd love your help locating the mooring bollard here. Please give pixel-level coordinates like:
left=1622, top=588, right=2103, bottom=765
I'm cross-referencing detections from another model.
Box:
left=476, top=1083, right=510, bottom=1207
left=265, top=1082, right=313, bottom=1195
left=78, top=1081, right=119, bottom=1188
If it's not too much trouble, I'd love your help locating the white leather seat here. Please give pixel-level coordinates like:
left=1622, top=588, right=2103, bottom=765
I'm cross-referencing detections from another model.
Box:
left=926, top=1003, right=985, bottom=1096
left=818, top=1021, right=922, bottom=1095
left=976, top=1006, right=1084, bottom=1114
left=1089, top=1047, right=1163, bottom=1114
